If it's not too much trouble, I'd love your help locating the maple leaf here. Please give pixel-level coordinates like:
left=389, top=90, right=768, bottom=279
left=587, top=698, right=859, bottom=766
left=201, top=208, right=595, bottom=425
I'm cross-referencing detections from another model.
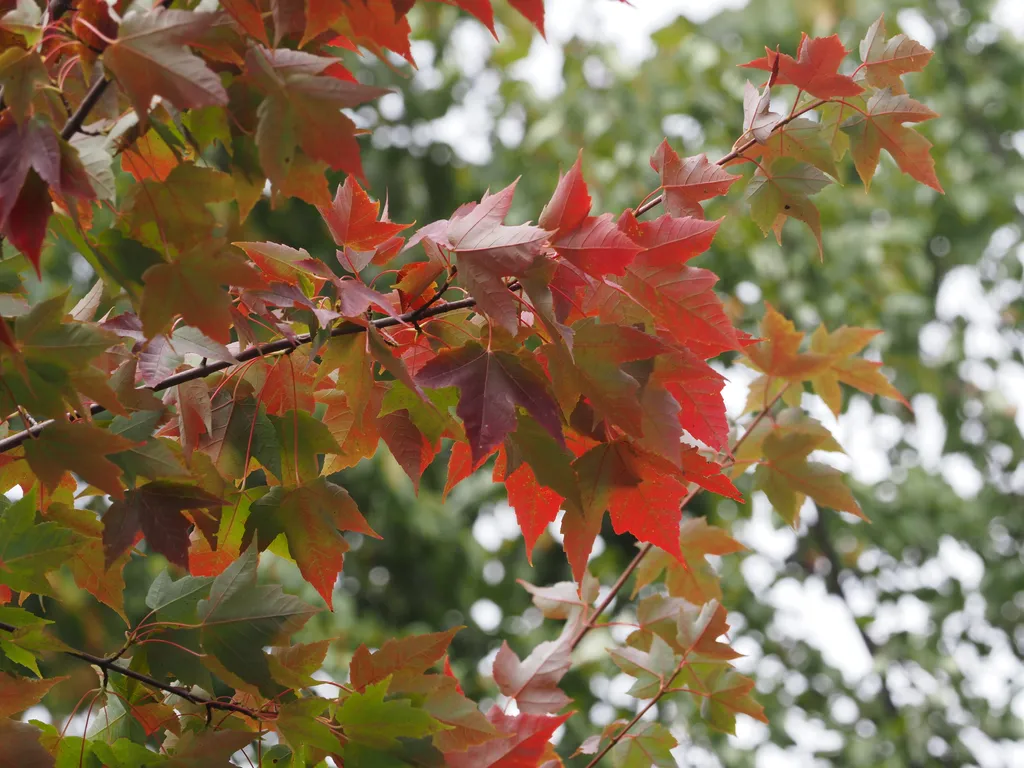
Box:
left=420, top=182, right=550, bottom=333
left=743, top=302, right=831, bottom=381
left=550, top=214, right=642, bottom=279
left=349, top=627, right=460, bottom=691
left=740, top=117, right=839, bottom=178
left=140, top=246, right=263, bottom=344
left=339, top=678, right=449, bottom=749
left=232, top=241, right=318, bottom=286
left=497, top=452, right=564, bottom=563
left=538, top=151, right=591, bottom=235
left=0, top=491, right=83, bottom=597
left=24, top=421, right=135, bottom=499
left=493, top=631, right=572, bottom=714
left=746, top=157, right=832, bottom=256
left=651, top=345, right=729, bottom=451
left=379, top=408, right=437, bottom=490
left=0, top=672, right=68, bottom=718
left=445, top=706, right=572, bottom=768
left=632, top=517, right=746, bottom=605
left=610, top=633, right=680, bottom=698
left=842, top=88, right=943, bottom=193
left=197, top=545, right=319, bottom=696
left=753, top=414, right=861, bottom=525
left=318, top=177, right=410, bottom=269
left=543, top=319, right=668, bottom=436
left=0, top=48, right=47, bottom=124
left=808, top=324, right=908, bottom=415
left=742, top=80, right=781, bottom=144
left=741, top=33, right=863, bottom=99
left=415, top=342, right=564, bottom=466
left=579, top=721, right=677, bottom=767
left=695, top=666, right=768, bottom=734
left=102, top=10, right=228, bottom=122
left=0, top=115, right=95, bottom=272
left=245, top=479, right=379, bottom=608
left=102, top=481, right=226, bottom=569
left=309, top=0, right=415, bottom=62
left=622, top=259, right=742, bottom=358
left=857, top=14, right=933, bottom=95
left=650, top=141, right=740, bottom=219
left=247, top=46, right=389, bottom=184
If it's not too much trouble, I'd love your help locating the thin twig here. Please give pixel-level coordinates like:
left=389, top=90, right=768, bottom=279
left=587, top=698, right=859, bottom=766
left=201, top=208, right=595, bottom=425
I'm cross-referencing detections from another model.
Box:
left=0, top=619, right=263, bottom=718
left=0, top=295, right=479, bottom=455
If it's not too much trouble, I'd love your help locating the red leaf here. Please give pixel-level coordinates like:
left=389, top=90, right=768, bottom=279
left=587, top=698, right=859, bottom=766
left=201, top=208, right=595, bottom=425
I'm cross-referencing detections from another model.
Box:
left=102, top=481, right=226, bottom=569
left=443, top=441, right=476, bottom=500
left=494, top=450, right=562, bottom=562
left=379, top=408, right=437, bottom=490
left=551, top=214, right=642, bottom=279
left=650, top=141, right=740, bottom=219
left=652, top=346, right=729, bottom=451
left=335, top=279, right=399, bottom=318
left=740, top=34, right=863, bottom=99
left=630, top=212, right=722, bottom=267
left=416, top=342, right=564, bottom=467
left=538, top=151, right=591, bottom=234
left=445, top=706, right=571, bottom=768
left=318, top=176, right=410, bottom=257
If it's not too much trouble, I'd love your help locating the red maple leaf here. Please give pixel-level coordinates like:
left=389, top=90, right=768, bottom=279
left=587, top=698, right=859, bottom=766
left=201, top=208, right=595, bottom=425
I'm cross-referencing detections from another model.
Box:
left=741, top=34, right=863, bottom=99
left=318, top=177, right=410, bottom=270
left=650, top=140, right=740, bottom=219
left=445, top=706, right=571, bottom=768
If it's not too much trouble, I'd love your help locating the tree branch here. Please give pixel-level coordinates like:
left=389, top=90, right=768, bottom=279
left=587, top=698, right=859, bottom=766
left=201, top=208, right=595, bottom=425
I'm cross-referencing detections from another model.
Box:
left=61, top=78, right=110, bottom=141
left=0, top=619, right=264, bottom=719
left=0, top=296, right=477, bottom=455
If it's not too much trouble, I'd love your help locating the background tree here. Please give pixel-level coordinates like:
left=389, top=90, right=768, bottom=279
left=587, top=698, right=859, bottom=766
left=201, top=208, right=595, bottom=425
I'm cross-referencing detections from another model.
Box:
left=1, top=0, right=1020, bottom=766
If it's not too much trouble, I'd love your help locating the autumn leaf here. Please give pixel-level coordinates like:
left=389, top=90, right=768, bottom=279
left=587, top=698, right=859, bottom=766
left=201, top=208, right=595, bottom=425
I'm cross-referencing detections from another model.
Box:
left=25, top=421, right=135, bottom=499
left=550, top=213, right=641, bottom=279
left=349, top=627, right=460, bottom=691
left=245, top=479, right=379, bottom=609
left=0, top=672, right=67, bottom=718
left=743, top=302, right=831, bottom=381
left=415, top=342, right=564, bottom=466
left=493, top=632, right=572, bottom=715
left=140, top=246, right=263, bottom=344
left=842, top=88, right=943, bottom=192
left=102, top=481, right=226, bottom=569
left=318, top=176, right=410, bottom=267
left=753, top=414, right=862, bottom=525
left=808, top=324, right=908, bottom=414
left=247, top=46, right=389, bottom=184
left=338, top=678, right=448, bottom=748
left=445, top=706, right=572, bottom=768
left=857, top=14, right=933, bottom=95
left=632, top=517, right=746, bottom=605
left=103, top=9, right=228, bottom=122
left=539, top=151, right=591, bottom=235
left=742, top=80, right=781, bottom=144
left=740, top=117, right=840, bottom=178
left=650, top=140, right=740, bottom=219
left=741, top=33, right=863, bottom=99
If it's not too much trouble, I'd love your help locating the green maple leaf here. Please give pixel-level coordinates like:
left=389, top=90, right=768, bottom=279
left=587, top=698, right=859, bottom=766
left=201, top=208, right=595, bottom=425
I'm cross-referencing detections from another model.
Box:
left=338, top=678, right=449, bottom=749
left=124, top=165, right=235, bottom=250
left=108, top=410, right=188, bottom=485
left=0, top=607, right=68, bottom=676
left=277, top=698, right=344, bottom=754
left=197, top=545, right=318, bottom=696
left=268, top=410, right=341, bottom=485
left=746, top=157, right=832, bottom=257
left=753, top=414, right=861, bottom=525
left=102, top=9, right=228, bottom=122
left=612, top=722, right=678, bottom=768
left=609, top=633, right=680, bottom=699
left=751, top=117, right=839, bottom=178
left=697, top=666, right=768, bottom=734
left=0, top=490, right=82, bottom=596
left=632, top=517, right=746, bottom=605
left=246, top=479, right=379, bottom=609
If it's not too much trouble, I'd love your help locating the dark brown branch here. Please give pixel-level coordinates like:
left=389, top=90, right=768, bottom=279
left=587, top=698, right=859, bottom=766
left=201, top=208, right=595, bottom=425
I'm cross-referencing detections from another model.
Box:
left=0, top=295, right=479, bottom=455
left=0, top=619, right=262, bottom=718
left=61, top=78, right=110, bottom=141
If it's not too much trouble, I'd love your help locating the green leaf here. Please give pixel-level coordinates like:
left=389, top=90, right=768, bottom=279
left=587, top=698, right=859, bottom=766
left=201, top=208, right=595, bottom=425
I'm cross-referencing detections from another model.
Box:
left=269, top=410, right=341, bottom=485
left=197, top=545, right=318, bottom=696
left=609, top=633, right=680, bottom=698
left=0, top=490, right=82, bottom=596
left=246, top=478, right=378, bottom=609
left=612, top=722, right=677, bottom=768
left=338, top=678, right=449, bottom=749
left=746, top=157, right=832, bottom=257
left=24, top=421, right=135, bottom=499
left=277, top=698, right=344, bottom=753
